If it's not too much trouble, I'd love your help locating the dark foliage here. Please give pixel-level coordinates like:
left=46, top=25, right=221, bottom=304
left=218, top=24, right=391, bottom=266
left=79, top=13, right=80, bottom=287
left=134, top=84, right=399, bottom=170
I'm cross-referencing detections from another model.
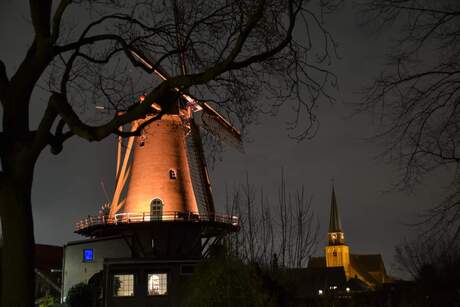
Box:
left=66, top=283, right=92, bottom=307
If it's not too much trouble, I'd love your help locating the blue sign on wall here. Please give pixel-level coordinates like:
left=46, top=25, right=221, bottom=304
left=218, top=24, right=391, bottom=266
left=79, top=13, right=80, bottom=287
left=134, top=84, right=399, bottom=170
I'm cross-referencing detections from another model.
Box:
left=83, top=249, right=94, bottom=262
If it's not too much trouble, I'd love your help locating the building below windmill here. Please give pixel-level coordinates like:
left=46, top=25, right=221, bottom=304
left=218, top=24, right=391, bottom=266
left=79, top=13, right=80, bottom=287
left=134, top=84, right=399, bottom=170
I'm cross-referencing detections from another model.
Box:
left=307, top=187, right=391, bottom=289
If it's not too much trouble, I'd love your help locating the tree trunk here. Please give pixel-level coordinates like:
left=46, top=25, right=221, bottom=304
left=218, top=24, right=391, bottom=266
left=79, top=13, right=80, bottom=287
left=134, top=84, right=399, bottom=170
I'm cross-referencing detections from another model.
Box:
left=0, top=168, right=35, bottom=307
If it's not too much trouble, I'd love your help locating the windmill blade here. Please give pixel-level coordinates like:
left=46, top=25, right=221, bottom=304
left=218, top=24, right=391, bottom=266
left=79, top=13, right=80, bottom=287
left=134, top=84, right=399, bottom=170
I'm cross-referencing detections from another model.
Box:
left=130, top=47, right=170, bottom=81
left=129, top=47, right=202, bottom=112
left=201, top=102, right=242, bottom=150
left=186, top=119, right=215, bottom=215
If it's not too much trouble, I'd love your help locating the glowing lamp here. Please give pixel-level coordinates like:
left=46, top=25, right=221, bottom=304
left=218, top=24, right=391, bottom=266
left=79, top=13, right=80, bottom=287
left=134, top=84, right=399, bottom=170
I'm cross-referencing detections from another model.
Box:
left=83, top=249, right=94, bottom=262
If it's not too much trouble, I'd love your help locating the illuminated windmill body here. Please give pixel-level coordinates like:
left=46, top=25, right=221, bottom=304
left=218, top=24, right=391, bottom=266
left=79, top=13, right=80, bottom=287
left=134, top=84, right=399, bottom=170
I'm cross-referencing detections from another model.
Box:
left=75, top=47, right=240, bottom=242
left=118, top=114, right=203, bottom=217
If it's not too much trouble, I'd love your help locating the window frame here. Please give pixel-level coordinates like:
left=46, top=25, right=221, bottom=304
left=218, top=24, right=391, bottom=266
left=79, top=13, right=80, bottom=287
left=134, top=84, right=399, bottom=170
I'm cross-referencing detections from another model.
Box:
left=150, top=198, right=164, bottom=220
left=146, top=272, right=168, bottom=296
left=169, top=169, right=177, bottom=179
left=112, top=273, right=135, bottom=297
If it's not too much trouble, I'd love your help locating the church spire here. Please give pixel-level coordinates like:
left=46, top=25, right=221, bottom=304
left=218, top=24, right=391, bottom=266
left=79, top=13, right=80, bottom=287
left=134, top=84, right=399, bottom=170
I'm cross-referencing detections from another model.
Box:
left=329, top=186, right=342, bottom=232
left=328, top=185, right=345, bottom=245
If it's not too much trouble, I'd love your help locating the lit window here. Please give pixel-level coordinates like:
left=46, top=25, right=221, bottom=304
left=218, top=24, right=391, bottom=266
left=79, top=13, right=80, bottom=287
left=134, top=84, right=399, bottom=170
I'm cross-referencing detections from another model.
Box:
left=318, top=289, right=323, bottom=295
left=113, top=274, right=134, bottom=297
left=331, top=233, right=337, bottom=240
left=147, top=273, right=167, bottom=296
left=83, top=249, right=94, bottom=262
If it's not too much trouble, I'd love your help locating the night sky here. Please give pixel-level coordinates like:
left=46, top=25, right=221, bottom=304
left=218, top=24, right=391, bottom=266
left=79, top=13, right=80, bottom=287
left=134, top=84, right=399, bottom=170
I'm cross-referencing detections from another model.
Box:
left=0, top=1, right=449, bottom=277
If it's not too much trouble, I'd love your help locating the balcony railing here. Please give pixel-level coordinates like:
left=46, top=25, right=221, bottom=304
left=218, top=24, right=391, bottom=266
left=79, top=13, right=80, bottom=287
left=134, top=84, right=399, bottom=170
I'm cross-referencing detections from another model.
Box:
left=75, top=211, right=239, bottom=231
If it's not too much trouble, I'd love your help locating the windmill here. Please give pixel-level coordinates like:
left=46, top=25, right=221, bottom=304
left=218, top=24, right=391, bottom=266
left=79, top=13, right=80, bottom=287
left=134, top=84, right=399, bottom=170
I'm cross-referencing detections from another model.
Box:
left=64, top=4, right=246, bottom=303
left=75, top=5, right=241, bottom=239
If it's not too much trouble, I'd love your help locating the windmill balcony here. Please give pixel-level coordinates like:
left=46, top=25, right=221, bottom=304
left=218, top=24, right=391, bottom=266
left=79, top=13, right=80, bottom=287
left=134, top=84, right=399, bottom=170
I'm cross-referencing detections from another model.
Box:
left=75, top=211, right=239, bottom=232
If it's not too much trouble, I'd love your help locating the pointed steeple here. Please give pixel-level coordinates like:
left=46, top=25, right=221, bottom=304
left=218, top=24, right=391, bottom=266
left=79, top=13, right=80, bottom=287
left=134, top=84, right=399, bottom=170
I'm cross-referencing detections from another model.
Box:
left=328, top=185, right=345, bottom=245
left=329, top=186, right=343, bottom=232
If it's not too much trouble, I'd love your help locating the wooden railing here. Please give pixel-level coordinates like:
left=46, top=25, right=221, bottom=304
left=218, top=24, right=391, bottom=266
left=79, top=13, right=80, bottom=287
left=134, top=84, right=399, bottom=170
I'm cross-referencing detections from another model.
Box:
left=75, top=211, right=239, bottom=231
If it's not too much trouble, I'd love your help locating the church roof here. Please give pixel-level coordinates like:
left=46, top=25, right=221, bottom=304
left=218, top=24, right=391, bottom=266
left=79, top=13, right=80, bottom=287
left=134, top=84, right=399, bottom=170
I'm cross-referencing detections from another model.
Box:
left=307, top=254, right=388, bottom=287
left=350, top=254, right=386, bottom=273
left=329, top=186, right=343, bottom=232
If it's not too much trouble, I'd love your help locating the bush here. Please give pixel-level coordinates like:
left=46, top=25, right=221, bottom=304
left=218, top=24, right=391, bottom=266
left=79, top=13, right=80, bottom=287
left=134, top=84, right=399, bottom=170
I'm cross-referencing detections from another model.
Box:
left=66, top=283, right=92, bottom=307
left=182, top=253, right=279, bottom=307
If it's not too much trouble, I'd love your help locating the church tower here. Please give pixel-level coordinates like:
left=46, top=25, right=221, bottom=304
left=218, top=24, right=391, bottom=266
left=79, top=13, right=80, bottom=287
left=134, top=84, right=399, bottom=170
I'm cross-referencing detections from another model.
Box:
left=325, top=186, right=351, bottom=277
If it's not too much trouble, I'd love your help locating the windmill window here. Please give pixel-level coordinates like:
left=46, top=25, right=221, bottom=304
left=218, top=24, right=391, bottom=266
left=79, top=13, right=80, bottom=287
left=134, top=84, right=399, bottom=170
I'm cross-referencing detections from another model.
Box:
left=151, top=198, right=163, bottom=220
left=169, top=169, right=176, bottom=179
left=139, top=135, right=146, bottom=147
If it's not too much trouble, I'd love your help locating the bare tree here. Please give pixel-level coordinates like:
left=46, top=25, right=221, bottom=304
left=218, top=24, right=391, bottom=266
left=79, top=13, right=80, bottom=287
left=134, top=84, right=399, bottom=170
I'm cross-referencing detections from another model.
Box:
left=224, top=171, right=319, bottom=268
left=356, top=0, right=460, bottom=235
left=0, top=1, right=340, bottom=305
left=395, top=234, right=460, bottom=306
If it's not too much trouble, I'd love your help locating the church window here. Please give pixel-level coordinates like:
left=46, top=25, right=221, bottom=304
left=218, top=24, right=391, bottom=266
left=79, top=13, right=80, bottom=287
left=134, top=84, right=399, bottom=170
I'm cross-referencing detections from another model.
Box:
left=333, top=251, right=337, bottom=256
left=169, top=169, right=177, bottom=179
left=331, top=233, right=337, bottom=240
left=151, top=198, right=163, bottom=220
left=147, top=273, right=167, bottom=296
left=113, top=274, right=134, bottom=297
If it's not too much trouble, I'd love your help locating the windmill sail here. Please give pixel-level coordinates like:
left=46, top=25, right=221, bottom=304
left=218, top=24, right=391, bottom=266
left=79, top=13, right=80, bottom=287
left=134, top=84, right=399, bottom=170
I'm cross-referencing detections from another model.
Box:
left=201, top=102, right=242, bottom=150
left=186, top=119, right=215, bottom=214
left=130, top=47, right=202, bottom=112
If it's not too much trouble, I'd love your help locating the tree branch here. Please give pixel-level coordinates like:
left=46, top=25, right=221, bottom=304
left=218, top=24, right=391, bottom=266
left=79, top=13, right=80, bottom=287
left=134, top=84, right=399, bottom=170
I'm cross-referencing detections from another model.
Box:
left=29, top=0, right=52, bottom=39
left=230, top=2, right=299, bottom=70
left=32, top=99, right=58, bottom=154
left=0, top=60, right=9, bottom=102
left=51, top=0, right=72, bottom=43
left=49, top=91, right=158, bottom=142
